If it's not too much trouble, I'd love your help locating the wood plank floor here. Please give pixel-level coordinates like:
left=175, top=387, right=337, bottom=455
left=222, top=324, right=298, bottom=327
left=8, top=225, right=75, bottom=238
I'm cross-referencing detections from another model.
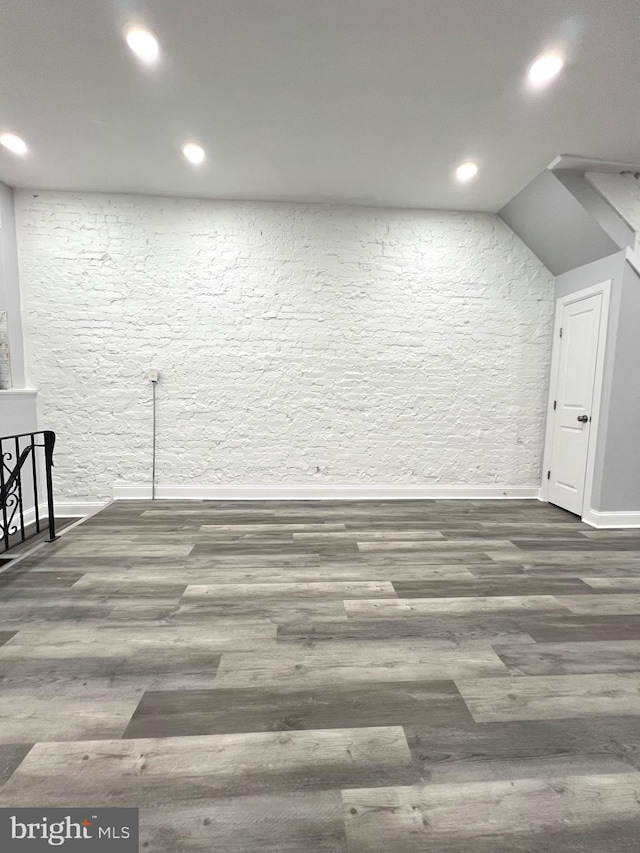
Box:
left=2, top=498, right=640, bottom=851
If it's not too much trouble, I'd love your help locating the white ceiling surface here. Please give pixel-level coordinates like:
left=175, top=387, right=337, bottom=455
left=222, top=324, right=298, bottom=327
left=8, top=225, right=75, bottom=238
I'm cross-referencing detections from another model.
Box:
left=0, top=0, right=639, bottom=212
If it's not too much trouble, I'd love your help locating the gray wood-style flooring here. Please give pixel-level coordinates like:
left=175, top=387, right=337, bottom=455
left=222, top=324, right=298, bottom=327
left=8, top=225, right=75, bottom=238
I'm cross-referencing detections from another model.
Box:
left=2, top=498, right=640, bottom=850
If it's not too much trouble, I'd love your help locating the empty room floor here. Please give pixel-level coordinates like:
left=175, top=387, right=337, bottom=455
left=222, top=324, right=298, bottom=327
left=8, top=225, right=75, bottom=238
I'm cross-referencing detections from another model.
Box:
left=1, top=499, right=640, bottom=850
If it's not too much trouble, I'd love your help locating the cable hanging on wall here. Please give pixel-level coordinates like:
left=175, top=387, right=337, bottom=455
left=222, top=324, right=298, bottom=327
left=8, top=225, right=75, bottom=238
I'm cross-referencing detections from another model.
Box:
left=146, top=369, right=160, bottom=499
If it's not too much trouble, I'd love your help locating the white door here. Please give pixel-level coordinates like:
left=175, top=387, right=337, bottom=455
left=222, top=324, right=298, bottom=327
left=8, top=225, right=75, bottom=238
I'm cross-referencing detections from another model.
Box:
left=547, top=291, right=604, bottom=515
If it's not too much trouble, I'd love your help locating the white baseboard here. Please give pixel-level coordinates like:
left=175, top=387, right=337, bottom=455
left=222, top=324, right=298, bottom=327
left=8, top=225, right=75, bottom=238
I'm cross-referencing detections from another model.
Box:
left=16, top=505, right=44, bottom=529
left=582, top=509, right=640, bottom=529
left=55, top=501, right=107, bottom=518
left=20, top=501, right=107, bottom=525
left=112, top=484, right=541, bottom=501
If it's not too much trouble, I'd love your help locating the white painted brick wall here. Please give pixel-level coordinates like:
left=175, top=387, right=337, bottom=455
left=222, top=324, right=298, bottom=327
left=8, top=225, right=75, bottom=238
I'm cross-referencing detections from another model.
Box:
left=15, top=192, right=553, bottom=501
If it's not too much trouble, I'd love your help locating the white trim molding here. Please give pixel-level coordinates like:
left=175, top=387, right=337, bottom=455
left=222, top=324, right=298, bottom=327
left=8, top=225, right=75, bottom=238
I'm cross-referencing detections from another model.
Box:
left=113, top=484, right=541, bottom=501
left=55, top=501, right=108, bottom=518
left=21, top=505, right=46, bottom=528
left=21, top=501, right=107, bottom=524
left=582, top=509, right=640, bottom=529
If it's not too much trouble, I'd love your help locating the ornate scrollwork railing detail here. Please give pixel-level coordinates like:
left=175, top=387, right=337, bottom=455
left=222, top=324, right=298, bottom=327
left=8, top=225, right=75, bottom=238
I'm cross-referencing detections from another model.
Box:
left=2, top=493, right=20, bottom=538
left=0, top=431, right=57, bottom=554
left=1, top=446, right=31, bottom=539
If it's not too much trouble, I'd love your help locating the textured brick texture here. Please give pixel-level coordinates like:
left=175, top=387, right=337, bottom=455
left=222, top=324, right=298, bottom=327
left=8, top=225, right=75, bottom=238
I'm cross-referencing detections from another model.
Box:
left=15, top=191, right=553, bottom=501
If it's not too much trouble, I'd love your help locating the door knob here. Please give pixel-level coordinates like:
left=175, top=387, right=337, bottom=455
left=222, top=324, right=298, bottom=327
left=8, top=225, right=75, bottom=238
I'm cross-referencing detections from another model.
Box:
left=577, top=415, right=589, bottom=423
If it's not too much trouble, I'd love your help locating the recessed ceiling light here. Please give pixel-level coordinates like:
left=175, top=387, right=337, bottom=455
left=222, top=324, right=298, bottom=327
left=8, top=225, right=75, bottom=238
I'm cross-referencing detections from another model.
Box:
left=456, top=161, right=478, bottom=182
left=527, top=52, right=564, bottom=88
left=0, top=132, right=28, bottom=156
left=182, top=143, right=205, bottom=165
left=125, top=27, right=160, bottom=64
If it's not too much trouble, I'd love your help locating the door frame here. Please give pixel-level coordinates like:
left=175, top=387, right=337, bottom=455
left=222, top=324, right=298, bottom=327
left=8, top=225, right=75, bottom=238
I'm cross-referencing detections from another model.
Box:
left=540, top=279, right=611, bottom=518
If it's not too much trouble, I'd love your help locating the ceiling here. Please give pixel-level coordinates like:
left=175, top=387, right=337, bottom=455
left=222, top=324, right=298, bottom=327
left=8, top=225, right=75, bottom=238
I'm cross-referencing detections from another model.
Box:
left=0, top=0, right=639, bottom=212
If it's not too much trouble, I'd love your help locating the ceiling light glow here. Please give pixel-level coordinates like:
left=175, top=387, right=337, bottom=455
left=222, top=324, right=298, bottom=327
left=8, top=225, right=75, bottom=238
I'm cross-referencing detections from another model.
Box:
left=182, top=142, right=205, bottom=165
left=527, top=53, right=564, bottom=88
left=0, top=132, right=28, bottom=156
left=126, top=27, right=160, bottom=63
left=456, top=161, right=478, bottom=182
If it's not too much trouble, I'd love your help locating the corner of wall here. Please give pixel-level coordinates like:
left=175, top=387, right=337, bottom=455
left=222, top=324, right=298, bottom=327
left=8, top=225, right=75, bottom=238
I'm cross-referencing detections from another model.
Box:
left=0, top=181, right=29, bottom=390
left=590, top=256, right=640, bottom=517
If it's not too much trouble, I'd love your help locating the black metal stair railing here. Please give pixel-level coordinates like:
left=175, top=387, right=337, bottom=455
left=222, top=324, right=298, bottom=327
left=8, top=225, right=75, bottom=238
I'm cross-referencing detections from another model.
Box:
left=0, top=430, right=57, bottom=554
